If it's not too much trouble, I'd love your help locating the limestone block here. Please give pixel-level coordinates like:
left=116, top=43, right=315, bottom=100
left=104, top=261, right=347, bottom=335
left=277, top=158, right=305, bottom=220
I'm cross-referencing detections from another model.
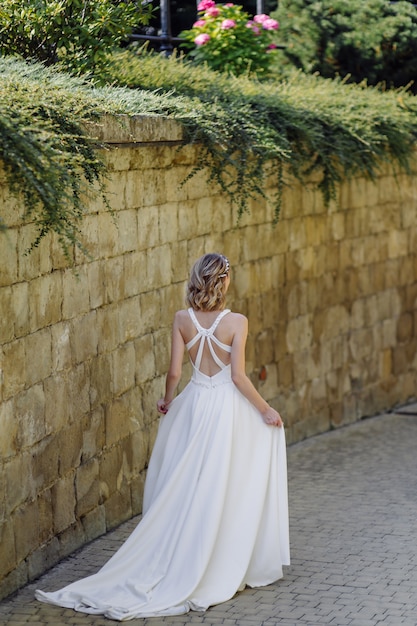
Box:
left=131, top=472, right=146, bottom=515
left=5, top=452, right=34, bottom=513
left=158, top=202, right=179, bottom=246
left=44, top=372, right=71, bottom=434
left=277, top=354, right=294, bottom=388
left=0, top=228, right=18, bottom=287
left=388, top=230, right=408, bottom=259
left=11, top=281, right=29, bottom=339
left=57, top=518, right=85, bottom=560
left=51, top=473, right=76, bottom=534
left=106, top=387, right=142, bottom=447
left=164, top=166, right=190, bottom=203
left=90, top=353, right=112, bottom=409
left=105, top=145, right=132, bottom=172
left=96, top=211, right=120, bottom=259
left=117, top=296, right=141, bottom=343
left=139, top=290, right=161, bottom=335
left=118, top=209, right=139, bottom=254
left=255, top=329, right=275, bottom=366
left=287, top=282, right=308, bottom=319
left=288, top=217, right=307, bottom=252
left=13, top=498, right=39, bottom=562
left=141, top=168, right=168, bottom=207
left=104, top=480, right=132, bottom=529
left=137, top=205, right=159, bottom=252
left=103, top=256, right=124, bottom=304
left=349, top=328, right=374, bottom=361
left=62, top=266, right=90, bottom=321
left=76, top=457, right=100, bottom=518
left=25, top=328, right=52, bottom=387
left=146, top=244, right=172, bottom=289
left=141, top=376, right=165, bottom=426
left=74, top=214, right=100, bottom=264
left=329, top=212, right=345, bottom=241
left=27, top=535, right=60, bottom=581
left=111, top=342, right=136, bottom=397
left=54, top=423, right=83, bottom=476
left=27, top=272, right=61, bottom=333
left=0, top=399, right=18, bottom=459
left=99, top=445, right=122, bottom=498
left=123, top=252, right=147, bottom=297
left=69, top=311, right=98, bottom=365
left=153, top=328, right=171, bottom=376
left=286, top=314, right=313, bottom=353
left=1, top=338, right=25, bottom=400
left=16, top=383, right=46, bottom=448
left=124, top=170, right=144, bottom=211
left=37, top=487, right=53, bottom=545
left=18, top=224, right=52, bottom=281
left=96, top=304, right=121, bottom=354
left=81, top=407, right=105, bottom=463
left=87, top=260, right=106, bottom=310
left=67, top=364, right=90, bottom=422
left=31, top=436, right=60, bottom=492
left=81, top=504, right=106, bottom=543
left=104, top=171, right=127, bottom=212
left=178, top=202, right=198, bottom=241
left=160, top=283, right=185, bottom=323
left=399, top=255, right=415, bottom=286
left=135, top=333, right=156, bottom=385
left=0, top=286, right=14, bottom=345
left=51, top=322, right=71, bottom=372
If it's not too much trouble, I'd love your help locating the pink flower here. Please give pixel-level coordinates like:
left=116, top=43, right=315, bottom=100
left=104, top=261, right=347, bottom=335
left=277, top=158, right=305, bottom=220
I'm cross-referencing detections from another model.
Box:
left=254, top=13, right=269, bottom=23
left=267, top=43, right=278, bottom=49
left=262, top=18, right=279, bottom=30
left=197, top=0, right=215, bottom=10
left=221, top=18, right=236, bottom=29
left=205, top=6, right=220, bottom=17
left=193, top=19, right=206, bottom=27
left=194, top=33, right=210, bottom=45
left=246, top=20, right=260, bottom=35
left=225, top=2, right=234, bottom=5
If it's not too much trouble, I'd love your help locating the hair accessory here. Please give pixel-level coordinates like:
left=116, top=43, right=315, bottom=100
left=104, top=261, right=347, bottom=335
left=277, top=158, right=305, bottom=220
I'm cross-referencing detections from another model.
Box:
left=219, top=257, right=230, bottom=278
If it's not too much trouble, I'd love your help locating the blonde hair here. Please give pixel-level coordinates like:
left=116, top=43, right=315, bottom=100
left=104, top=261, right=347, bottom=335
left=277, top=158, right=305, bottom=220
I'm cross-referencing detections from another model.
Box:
left=186, top=253, right=230, bottom=311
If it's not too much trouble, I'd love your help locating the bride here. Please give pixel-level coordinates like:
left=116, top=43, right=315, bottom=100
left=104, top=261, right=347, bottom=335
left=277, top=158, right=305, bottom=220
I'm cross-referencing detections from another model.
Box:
left=35, top=252, right=290, bottom=620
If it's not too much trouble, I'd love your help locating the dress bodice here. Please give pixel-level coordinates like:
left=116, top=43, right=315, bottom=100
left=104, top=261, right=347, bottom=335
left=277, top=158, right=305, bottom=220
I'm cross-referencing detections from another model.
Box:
left=186, top=309, right=232, bottom=384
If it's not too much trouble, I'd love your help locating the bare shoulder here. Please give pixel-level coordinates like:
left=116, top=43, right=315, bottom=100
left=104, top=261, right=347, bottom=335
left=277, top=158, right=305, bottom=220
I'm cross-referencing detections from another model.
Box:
left=227, top=311, right=248, bottom=327
left=171, top=309, right=189, bottom=328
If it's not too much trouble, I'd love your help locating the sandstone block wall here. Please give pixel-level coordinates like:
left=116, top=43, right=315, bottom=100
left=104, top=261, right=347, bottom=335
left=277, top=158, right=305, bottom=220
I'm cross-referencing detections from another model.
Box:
left=0, top=115, right=416, bottom=599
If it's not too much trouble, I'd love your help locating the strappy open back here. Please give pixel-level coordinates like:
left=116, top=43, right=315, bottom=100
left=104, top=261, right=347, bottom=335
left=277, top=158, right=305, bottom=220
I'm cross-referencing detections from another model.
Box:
left=186, top=308, right=231, bottom=377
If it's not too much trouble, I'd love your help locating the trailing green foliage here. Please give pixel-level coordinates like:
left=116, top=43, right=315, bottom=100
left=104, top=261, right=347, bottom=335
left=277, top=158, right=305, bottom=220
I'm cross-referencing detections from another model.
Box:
left=274, top=0, right=417, bottom=92
left=0, top=0, right=152, bottom=75
left=2, top=51, right=417, bottom=253
left=103, top=49, right=417, bottom=210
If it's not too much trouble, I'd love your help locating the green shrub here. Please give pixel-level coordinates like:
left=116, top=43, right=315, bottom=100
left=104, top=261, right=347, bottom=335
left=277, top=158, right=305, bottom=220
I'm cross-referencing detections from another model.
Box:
left=3, top=52, right=417, bottom=253
left=0, top=0, right=152, bottom=75
left=274, top=0, right=417, bottom=92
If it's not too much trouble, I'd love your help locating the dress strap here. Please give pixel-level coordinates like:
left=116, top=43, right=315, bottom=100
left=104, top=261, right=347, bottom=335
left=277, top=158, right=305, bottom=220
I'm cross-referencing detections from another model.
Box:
left=186, top=309, right=232, bottom=372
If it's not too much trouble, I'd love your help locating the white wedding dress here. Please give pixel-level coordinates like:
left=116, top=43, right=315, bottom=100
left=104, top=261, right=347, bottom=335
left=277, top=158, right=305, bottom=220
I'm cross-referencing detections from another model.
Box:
left=35, top=309, right=290, bottom=621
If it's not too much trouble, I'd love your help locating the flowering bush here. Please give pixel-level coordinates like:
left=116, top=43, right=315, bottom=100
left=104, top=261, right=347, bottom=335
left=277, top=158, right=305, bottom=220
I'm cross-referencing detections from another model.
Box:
left=180, top=1, right=279, bottom=76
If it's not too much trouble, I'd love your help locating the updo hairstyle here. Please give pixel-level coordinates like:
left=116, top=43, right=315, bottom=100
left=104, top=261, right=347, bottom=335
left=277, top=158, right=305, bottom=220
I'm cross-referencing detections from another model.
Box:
left=186, top=253, right=230, bottom=311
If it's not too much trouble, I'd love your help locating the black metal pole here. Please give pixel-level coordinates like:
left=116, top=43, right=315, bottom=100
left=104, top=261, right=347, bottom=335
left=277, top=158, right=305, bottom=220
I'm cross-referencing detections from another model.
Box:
left=159, top=0, right=173, bottom=55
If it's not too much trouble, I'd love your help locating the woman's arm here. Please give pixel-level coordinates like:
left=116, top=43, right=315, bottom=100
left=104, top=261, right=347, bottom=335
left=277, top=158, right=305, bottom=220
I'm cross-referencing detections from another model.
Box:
left=157, top=312, right=185, bottom=414
left=231, top=315, right=283, bottom=427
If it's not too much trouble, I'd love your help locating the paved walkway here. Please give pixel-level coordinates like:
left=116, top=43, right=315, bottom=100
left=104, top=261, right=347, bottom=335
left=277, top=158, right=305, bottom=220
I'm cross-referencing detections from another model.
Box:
left=1, top=406, right=417, bottom=626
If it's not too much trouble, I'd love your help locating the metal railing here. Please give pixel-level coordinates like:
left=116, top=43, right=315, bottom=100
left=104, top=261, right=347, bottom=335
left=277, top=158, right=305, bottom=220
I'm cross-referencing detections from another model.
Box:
left=130, top=0, right=269, bottom=54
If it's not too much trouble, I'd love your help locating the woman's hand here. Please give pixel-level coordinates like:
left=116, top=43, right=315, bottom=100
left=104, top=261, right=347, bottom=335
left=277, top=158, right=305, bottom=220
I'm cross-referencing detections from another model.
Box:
left=261, top=405, right=284, bottom=427
left=157, top=398, right=171, bottom=414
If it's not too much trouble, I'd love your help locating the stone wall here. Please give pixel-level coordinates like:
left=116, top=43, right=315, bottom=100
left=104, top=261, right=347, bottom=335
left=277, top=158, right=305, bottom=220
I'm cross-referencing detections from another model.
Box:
left=0, top=115, right=416, bottom=599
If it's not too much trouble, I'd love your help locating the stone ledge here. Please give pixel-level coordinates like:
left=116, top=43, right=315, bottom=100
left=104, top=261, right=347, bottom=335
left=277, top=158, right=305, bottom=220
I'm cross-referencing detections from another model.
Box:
left=83, top=114, right=184, bottom=145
